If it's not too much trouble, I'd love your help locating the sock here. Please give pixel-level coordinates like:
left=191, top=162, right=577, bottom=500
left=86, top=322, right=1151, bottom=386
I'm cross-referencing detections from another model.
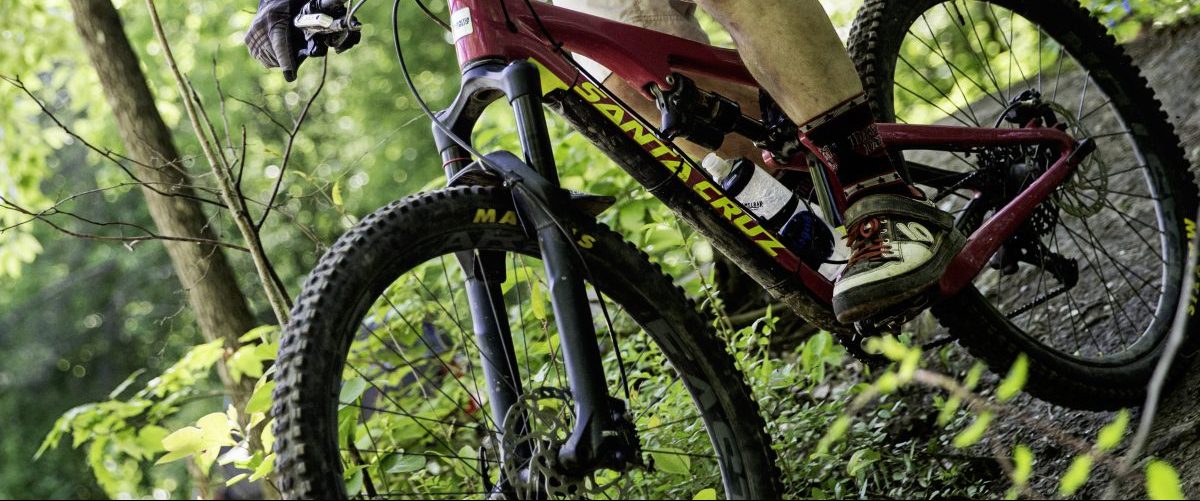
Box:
left=799, top=95, right=911, bottom=203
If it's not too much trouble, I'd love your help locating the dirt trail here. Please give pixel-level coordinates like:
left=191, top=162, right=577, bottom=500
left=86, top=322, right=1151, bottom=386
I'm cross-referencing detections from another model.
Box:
left=1107, top=19, right=1200, bottom=497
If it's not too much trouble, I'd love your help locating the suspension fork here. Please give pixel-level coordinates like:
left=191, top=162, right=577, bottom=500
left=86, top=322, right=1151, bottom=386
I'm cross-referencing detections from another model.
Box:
left=435, top=60, right=620, bottom=472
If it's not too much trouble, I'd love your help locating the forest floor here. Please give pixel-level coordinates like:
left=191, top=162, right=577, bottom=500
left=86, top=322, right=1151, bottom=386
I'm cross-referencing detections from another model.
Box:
left=939, top=18, right=1200, bottom=498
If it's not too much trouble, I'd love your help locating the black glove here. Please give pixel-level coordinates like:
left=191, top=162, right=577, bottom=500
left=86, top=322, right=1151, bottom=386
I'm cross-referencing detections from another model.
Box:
left=245, top=0, right=308, bottom=82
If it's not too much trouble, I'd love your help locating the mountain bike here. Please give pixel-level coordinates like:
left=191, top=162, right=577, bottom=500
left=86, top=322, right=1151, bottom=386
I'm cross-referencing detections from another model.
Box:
left=271, top=0, right=1198, bottom=498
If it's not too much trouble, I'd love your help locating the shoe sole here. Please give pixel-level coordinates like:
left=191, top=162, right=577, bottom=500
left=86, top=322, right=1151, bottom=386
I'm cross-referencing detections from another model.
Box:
left=833, top=229, right=968, bottom=324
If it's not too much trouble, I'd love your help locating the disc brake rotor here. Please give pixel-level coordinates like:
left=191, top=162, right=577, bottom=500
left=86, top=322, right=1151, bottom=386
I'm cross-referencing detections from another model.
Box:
left=499, top=388, right=632, bottom=499
left=1047, top=101, right=1110, bottom=218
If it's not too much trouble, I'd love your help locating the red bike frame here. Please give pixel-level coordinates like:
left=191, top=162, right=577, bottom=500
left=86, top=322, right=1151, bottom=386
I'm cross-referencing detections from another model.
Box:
left=445, top=0, right=1086, bottom=318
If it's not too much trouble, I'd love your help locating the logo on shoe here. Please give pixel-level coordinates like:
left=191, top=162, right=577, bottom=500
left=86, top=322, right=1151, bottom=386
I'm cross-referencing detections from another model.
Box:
left=895, top=222, right=934, bottom=244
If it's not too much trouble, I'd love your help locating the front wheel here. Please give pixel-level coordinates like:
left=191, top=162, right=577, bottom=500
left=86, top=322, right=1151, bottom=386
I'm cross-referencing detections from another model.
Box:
left=271, top=186, right=782, bottom=499
left=850, top=0, right=1199, bottom=409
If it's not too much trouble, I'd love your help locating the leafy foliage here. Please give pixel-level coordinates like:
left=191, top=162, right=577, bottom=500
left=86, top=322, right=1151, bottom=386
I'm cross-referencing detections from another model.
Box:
left=3, top=0, right=1197, bottom=498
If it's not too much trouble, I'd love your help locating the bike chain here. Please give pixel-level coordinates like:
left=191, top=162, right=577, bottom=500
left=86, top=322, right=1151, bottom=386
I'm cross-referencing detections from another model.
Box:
left=1005, top=285, right=1070, bottom=319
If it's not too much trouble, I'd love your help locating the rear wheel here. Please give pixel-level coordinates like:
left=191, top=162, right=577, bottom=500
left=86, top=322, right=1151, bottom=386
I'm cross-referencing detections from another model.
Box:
left=849, top=0, right=1198, bottom=409
left=272, top=186, right=782, bottom=499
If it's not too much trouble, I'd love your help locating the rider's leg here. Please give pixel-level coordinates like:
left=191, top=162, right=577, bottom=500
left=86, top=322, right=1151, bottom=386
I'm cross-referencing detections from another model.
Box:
left=696, top=0, right=908, bottom=201
left=698, top=0, right=964, bottom=323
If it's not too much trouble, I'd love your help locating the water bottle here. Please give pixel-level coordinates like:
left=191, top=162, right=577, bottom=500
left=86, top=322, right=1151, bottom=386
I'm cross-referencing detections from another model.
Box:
left=702, top=154, right=840, bottom=272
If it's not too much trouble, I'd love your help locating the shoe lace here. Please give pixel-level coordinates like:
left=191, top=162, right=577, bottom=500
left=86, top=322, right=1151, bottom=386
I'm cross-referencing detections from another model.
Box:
left=846, top=217, right=892, bottom=266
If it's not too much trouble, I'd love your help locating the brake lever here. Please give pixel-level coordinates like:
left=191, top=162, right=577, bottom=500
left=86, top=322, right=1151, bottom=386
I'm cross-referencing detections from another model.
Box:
left=295, top=12, right=360, bottom=36
left=294, top=0, right=363, bottom=56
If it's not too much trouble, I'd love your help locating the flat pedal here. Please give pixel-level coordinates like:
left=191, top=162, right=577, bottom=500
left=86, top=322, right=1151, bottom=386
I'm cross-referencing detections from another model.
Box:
left=841, top=290, right=937, bottom=366
left=853, top=289, right=935, bottom=335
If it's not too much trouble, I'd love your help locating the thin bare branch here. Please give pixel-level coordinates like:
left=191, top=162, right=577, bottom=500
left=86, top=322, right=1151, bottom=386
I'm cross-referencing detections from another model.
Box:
left=0, top=195, right=248, bottom=252
left=145, top=0, right=292, bottom=325
left=2, top=75, right=230, bottom=210
left=256, top=58, right=329, bottom=230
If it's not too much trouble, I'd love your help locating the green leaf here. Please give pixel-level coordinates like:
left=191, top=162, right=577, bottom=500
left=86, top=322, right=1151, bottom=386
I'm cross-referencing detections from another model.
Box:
left=898, top=349, right=920, bottom=381
left=1058, top=454, right=1093, bottom=496
left=1012, top=445, right=1033, bottom=485
left=339, top=376, right=369, bottom=408
left=332, top=180, right=344, bottom=209
left=693, top=488, right=718, bottom=500
left=1096, top=410, right=1130, bottom=452
left=250, top=453, right=275, bottom=482
left=197, top=412, right=235, bottom=447
left=952, top=412, right=993, bottom=448
left=937, top=396, right=962, bottom=426
left=847, top=449, right=879, bottom=477
left=246, top=380, right=276, bottom=415
left=530, top=280, right=547, bottom=321
left=866, top=335, right=911, bottom=362
left=385, top=454, right=427, bottom=473
left=136, top=426, right=170, bottom=455
left=817, top=416, right=852, bottom=454
left=239, top=325, right=279, bottom=343
left=228, top=345, right=266, bottom=383
left=995, top=354, right=1029, bottom=402
left=1146, top=460, right=1185, bottom=500
left=964, top=362, right=986, bottom=390
left=157, top=427, right=203, bottom=464
left=345, top=467, right=365, bottom=497
left=108, top=369, right=146, bottom=399
left=652, top=449, right=691, bottom=476
left=876, top=372, right=901, bottom=394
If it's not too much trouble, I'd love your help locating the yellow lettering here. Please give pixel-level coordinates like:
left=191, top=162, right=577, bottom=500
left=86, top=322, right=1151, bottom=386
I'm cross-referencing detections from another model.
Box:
left=648, top=143, right=674, bottom=158
left=693, top=181, right=720, bottom=202
left=473, top=209, right=518, bottom=225
left=575, top=92, right=792, bottom=260
left=668, top=160, right=688, bottom=180
left=711, top=197, right=743, bottom=220
left=734, top=215, right=763, bottom=235
left=596, top=103, right=626, bottom=124
left=474, top=208, right=498, bottom=224
left=576, top=81, right=604, bottom=103
left=620, top=120, right=657, bottom=147
left=754, top=237, right=787, bottom=257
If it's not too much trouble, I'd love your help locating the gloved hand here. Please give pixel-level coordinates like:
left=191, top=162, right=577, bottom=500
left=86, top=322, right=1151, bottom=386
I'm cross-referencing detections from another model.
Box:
left=244, top=0, right=308, bottom=82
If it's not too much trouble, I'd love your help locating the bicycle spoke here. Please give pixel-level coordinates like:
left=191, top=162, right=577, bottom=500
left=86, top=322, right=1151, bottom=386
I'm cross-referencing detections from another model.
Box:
left=960, top=1, right=1007, bottom=101
left=895, top=81, right=977, bottom=127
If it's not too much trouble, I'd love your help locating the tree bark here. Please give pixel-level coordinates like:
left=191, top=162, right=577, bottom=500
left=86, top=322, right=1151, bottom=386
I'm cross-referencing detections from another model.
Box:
left=67, top=0, right=256, bottom=406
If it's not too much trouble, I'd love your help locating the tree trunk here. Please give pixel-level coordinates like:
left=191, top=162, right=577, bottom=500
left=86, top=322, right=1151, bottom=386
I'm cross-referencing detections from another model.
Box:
left=67, top=0, right=256, bottom=407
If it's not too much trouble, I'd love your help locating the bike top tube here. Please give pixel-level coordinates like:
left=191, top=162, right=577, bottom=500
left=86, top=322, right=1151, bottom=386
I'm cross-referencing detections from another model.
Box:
left=446, top=0, right=756, bottom=94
